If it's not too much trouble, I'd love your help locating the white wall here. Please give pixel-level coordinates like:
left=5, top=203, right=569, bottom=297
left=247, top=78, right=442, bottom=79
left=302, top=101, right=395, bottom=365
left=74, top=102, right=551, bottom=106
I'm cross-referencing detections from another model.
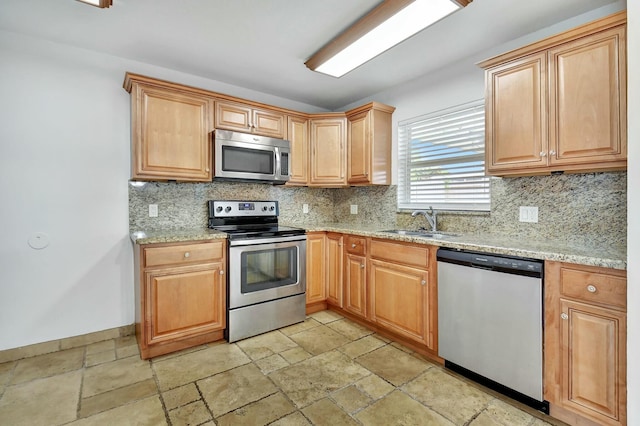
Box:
left=626, top=0, right=638, bottom=422
left=0, top=31, right=325, bottom=351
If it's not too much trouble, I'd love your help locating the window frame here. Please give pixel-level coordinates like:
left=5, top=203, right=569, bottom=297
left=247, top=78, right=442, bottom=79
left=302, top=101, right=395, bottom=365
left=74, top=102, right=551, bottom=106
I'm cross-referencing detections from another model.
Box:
left=397, top=100, right=490, bottom=212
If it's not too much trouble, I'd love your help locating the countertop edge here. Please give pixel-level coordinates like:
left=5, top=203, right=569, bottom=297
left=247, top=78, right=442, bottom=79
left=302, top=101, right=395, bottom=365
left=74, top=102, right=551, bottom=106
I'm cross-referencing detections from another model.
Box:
left=129, top=226, right=627, bottom=271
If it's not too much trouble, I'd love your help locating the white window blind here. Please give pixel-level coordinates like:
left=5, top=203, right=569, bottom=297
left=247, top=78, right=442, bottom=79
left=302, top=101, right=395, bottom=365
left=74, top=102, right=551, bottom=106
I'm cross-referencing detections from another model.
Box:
left=398, top=100, right=490, bottom=211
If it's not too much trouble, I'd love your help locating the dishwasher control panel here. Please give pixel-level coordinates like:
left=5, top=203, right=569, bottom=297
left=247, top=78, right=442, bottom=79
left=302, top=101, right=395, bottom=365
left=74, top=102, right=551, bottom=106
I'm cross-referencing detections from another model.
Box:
left=436, top=248, right=543, bottom=277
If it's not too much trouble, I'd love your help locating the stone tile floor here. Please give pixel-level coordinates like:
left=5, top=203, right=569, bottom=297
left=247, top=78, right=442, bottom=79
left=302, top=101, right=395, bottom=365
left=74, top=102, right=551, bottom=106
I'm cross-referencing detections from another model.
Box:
left=0, top=310, right=566, bottom=425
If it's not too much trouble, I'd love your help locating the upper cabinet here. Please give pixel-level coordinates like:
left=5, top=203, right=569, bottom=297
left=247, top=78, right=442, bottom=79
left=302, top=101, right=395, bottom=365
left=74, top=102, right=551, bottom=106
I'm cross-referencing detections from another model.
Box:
left=124, top=74, right=215, bottom=182
left=480, top=12, right=627, bottom=177
left=287, top=115, right=310, bottom=186
left=215, top=100, right=286, bottom=139
left=309, top=115, right=347, bottom=187
left=346, top=102, right=396, bottom=185
left=123, top=73, right=394, bottom=186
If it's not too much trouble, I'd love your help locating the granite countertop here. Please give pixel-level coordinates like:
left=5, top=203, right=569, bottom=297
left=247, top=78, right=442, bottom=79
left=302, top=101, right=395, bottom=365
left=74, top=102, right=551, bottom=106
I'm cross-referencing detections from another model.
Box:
left=130, top=228, right=227, bottom=244
left=130, top=223, right=626, bottom=270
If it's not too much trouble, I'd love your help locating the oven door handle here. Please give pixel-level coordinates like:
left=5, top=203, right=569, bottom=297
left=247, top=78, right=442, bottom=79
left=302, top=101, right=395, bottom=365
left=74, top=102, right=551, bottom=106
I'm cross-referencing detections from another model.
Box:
left=228, top=235, right=307, bottom=246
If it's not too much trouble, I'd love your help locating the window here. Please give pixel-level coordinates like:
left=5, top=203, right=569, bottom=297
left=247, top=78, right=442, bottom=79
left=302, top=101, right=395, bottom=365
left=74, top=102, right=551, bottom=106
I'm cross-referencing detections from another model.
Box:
left=398, top=100, right=490, bottom=211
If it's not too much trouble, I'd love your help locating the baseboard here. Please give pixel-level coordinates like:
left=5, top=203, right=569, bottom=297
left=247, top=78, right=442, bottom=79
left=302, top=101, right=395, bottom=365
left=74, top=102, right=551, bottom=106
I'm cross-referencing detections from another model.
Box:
left=0, top=324, right=135, bottom=363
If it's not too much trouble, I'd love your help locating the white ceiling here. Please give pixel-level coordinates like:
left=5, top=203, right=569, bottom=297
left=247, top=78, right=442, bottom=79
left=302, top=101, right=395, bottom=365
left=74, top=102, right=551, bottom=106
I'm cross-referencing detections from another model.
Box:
left=0, top=0, right=621, bottom=110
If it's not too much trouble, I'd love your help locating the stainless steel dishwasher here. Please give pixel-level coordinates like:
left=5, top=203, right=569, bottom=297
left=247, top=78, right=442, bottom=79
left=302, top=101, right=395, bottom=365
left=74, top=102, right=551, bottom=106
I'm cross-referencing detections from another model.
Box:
left=437, top=248, right=548, bottom=413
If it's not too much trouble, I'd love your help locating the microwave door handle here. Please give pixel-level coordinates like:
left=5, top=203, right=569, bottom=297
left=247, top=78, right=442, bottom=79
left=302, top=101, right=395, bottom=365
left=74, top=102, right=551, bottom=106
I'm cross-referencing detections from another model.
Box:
left=274, top=146, right=281, bottom=176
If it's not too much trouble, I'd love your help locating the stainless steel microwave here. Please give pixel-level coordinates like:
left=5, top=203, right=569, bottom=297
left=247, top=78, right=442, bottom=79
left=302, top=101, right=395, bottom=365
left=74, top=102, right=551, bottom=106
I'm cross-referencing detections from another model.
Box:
left=213, top=129, right=290, bottom=184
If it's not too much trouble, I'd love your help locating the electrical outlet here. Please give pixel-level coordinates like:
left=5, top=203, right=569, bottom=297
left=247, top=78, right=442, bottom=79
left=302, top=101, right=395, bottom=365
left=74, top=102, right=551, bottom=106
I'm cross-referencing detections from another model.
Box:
left=350, top=205, right=358, bottom=215
left=303, top=204, right=309, bottom=214
left=149, top=204, right=158, bottom=218
left=519, top=206, right=538, bottom=223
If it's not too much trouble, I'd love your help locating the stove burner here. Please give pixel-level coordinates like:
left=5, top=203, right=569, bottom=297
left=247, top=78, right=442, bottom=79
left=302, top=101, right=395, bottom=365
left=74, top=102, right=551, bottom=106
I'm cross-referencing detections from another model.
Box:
left=207, top=200, right=305, bottom=239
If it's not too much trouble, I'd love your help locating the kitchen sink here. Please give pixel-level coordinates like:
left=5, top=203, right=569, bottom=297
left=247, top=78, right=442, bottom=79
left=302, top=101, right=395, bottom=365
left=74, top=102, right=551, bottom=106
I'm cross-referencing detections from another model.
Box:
left=380, top=229, right=460, bottom=239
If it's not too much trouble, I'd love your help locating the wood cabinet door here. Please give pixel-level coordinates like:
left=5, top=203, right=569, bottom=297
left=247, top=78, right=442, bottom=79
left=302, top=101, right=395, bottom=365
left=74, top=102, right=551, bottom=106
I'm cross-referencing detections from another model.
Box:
left=145, top=263, right=225, bottom=345
left=215, top=100, right=252, bottom=133
left=347, top=110, right=371, bottom=184
left=559, top=298, right=626, bottom=425
left=306, top=233, right=326, bottom=304
left=252, top=108, right=286, bottom=139
left=369, top=259, right=428, bottom=345
left=287, top=115, right=309, bottom=185
left=310, top=118, right=346, bottom=187
left=344, top=253, right=366, bottom=318
left=215, top=101, right=286, bottom=138
left=326, top=233, right=344, bottom=308
left=548, top=26, right=626, bottom=167
left=133, top=84, right=213, bottom=181
left=485, top=52, right=548, bottom=174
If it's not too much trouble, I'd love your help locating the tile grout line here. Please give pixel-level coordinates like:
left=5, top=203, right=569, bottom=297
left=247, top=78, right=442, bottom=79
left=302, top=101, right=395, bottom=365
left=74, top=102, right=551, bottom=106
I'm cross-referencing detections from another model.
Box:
left=149, top=357, right=173, bottom=425
left=74, top=345, right=88, bottom=422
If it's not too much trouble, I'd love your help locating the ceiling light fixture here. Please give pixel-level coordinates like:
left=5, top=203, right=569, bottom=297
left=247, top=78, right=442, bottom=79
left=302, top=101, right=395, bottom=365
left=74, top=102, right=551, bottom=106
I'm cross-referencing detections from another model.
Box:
left=305, top=0, right=471, bottom=78
left=76, top=0, right=113, bottom=8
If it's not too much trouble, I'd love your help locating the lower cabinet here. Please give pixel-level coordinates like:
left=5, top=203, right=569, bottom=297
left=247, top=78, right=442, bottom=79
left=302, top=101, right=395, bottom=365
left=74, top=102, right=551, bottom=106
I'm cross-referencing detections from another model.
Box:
left=369, top=260, right=429, bottom=346
left=344, top=252, right=367, bottom=318
left=303, top=232, right=437, bottom=354
left=134, top=240, right=226, bottom=359
left=326, top=233, right=344, bottom=308
left=305, top=232, right=327, bottom=312
left=369, top=239, right=433, bottom=349
left=544, top=261, right=627, bottom=426
left=344, top=236, right=367, bottom=318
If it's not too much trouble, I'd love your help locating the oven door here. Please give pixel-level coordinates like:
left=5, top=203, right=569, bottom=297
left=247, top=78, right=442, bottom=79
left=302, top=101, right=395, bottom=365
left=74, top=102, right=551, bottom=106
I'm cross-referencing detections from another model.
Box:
left=228, top=236, right=306, bottom=309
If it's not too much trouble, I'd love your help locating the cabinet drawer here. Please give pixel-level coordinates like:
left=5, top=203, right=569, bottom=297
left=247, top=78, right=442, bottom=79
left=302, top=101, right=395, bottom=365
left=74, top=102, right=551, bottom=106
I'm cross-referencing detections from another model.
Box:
left=345, top=236, right=366, bottom=255
left=560, top=266, right=626, bottom=309
left=144, top=241, right=224, bottom=268
left=370, top=240, right=429, bottom=268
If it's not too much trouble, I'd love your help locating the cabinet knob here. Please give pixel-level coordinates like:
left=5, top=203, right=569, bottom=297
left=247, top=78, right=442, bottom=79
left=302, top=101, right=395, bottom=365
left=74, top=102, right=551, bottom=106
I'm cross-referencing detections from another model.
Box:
left=587, top=284, right=597, bottom=293
left=561, top=313, right=568, bottom=320
left=540, top=151, right=547, bottom=157
left=220, top=270, right=224, bottom=275
left=360, top=264, right=365, bottom=269
left=421, top=280, right=426, bottom=286
left=205, top=168, right=210, bottom=172
left=184, top=252, right=190, bottom=258
left=351, top=243, right=356, bottom=248
left=550, top=150, right=556, bottom=156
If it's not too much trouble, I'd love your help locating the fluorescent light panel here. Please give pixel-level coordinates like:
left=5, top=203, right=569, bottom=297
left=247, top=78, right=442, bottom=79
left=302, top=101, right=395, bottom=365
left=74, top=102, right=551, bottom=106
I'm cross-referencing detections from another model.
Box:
left=76, top=0, right=113, bottom=8
left=310, top=0, right=461, bottom=78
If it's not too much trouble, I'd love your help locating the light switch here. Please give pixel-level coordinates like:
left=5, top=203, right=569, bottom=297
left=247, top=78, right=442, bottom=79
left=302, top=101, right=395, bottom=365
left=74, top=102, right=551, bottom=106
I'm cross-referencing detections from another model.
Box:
left=350, top=205, right=358, bottom=215
left=303, top=204, right=309, bottom=214
left=149, top=204, right=159, bottom=217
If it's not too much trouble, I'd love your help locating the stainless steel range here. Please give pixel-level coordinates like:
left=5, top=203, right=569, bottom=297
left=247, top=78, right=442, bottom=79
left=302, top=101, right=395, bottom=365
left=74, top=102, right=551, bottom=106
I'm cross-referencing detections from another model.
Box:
left=208, top=200, right=307, bottom=342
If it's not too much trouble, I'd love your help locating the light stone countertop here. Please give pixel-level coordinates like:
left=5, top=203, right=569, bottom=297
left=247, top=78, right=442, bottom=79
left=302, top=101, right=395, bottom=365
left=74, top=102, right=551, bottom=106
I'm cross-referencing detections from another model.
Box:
left=130, top=223, right=626, bottom=270
left=130, top=228, right=227, bottom=245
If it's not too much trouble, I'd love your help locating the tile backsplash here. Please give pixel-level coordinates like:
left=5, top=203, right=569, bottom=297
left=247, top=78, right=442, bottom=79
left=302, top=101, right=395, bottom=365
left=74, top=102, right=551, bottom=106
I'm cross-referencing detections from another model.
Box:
left=130, top=171, right=626, bottom=248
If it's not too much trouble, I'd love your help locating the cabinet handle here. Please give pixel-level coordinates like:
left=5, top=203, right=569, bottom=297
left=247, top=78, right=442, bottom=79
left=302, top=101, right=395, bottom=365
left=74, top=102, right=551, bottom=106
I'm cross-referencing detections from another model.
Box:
left=421, top=280, right=426, bottom=286
left=550, top=150, right=556, bottom=156
left=587, top=284, right=597, bottom=293
left=184, top=252, right=190, bottom=258
left=205, top=167, right=210, bottom=172
left=220, top=270, right=224, bottom=275
left=540, top=151, right=547, bottom=157
left=360, top=264, right=365, bottom=269
left=561, top=313, right=568, bottom=320
left=351, top=243, right=356, bottom=248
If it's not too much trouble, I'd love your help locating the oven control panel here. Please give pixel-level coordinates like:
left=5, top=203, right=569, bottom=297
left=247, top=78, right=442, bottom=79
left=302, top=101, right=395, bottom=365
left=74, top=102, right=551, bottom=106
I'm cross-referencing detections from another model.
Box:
left=212, top=200, right=278, bottom=217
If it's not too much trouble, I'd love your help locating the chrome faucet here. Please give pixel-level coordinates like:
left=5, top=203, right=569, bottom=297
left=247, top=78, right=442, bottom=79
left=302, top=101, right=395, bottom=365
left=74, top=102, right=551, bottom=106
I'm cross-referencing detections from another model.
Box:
left=411, top=206, right=437, bottom=232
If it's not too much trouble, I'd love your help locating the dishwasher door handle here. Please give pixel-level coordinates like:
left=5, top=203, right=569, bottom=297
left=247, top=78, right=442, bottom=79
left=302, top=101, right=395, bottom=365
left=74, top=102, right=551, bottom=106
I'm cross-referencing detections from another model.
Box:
left=470, top=263, right=495, bottom=271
